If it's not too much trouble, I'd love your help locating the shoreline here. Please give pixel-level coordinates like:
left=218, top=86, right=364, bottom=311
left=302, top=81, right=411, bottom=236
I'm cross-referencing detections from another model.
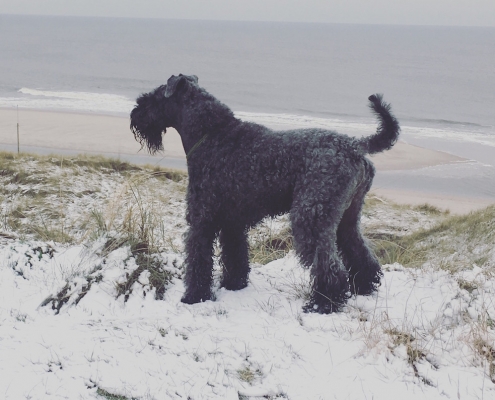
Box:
left=1, top=107, right=494, bottom=214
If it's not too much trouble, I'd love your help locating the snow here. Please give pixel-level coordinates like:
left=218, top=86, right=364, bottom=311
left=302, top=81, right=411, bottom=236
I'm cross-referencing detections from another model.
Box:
left=1, top=241, right=495, bottom=399
left=1, top=157, right=494, bottom=399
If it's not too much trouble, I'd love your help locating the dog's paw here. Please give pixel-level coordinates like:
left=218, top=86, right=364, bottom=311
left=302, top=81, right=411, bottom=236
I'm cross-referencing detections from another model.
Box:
left=349, top=282, right=379, bottom=296
left=302, top=298, right=344, bottom=314
left=303, top=287, right=350, bottom=314
left=348, top=269, right=382, bottom=296
left=220, top=278, right=248, bottom=291
left=181, top=291, right=213, bottom=304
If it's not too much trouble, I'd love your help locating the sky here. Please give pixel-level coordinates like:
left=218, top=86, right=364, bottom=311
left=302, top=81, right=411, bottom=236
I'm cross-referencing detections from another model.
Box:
left=0, top=0, right=495, bottom=27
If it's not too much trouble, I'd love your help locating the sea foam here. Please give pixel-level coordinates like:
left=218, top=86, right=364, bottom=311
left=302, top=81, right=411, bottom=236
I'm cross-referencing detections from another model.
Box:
left=0, top=88, right=135, bottom=115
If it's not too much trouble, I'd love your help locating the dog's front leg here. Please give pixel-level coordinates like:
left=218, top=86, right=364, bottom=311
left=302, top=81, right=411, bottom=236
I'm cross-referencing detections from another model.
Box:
left=181, top=221, right=216, bottom=304
left=219, top=226, right=250, bottom=291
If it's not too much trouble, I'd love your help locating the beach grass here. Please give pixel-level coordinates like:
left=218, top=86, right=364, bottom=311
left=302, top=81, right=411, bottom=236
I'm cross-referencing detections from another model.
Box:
left=373, top=205, right=495, bottom=273
left=0, top=150, right=493, bottom=277
left=0, top=151, right=187, bottom=245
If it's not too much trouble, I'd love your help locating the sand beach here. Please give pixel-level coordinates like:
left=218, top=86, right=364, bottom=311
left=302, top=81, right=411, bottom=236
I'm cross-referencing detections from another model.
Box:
left=0, top=107, right=493, bottom=214
left=0, top=108, right=185, bottom=158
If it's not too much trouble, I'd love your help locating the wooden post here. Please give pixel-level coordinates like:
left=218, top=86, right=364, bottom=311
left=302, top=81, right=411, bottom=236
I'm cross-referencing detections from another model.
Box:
left=17, top=105, right=20, bottom=154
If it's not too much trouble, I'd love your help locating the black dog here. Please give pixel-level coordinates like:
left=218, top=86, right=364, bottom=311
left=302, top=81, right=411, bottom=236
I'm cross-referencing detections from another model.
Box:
left=130, top=74, right=400, bottom=313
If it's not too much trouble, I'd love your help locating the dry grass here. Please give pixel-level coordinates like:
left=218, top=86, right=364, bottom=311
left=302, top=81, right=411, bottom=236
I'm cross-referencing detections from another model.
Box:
left=237, top=365, right=263, bottom=384
left=2, top=150, right=494, bottom=285
left=115, top=249, right=176, bottom=302
left=249, top=224, right=293, bottom=265
left=88, top=171, right=187, bottom=252
left=371, top=205, right=495, bottom=272
left=385, top=327, right=428, bottom=375
left=2, top=150, right=493, bottom=284
left=0, top=151, right=187, bottom=246
left=413, top=203, right=447, bottom=215
left=472, top=337, right=495, bottom=383
left=96, top=387, right=137, bottom=400
left=460, top=301, right=495, bottom=384
left=1, top=151, right=187, bottom=307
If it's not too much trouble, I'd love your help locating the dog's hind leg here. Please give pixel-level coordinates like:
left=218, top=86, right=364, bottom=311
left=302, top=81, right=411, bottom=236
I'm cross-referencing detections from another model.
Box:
left=337, top=162, right=382, bottom=296
left=219, top=225, right=250, bottom=291
left=291, top=195, right=350, bottom=314
left=181, top=221, right=217, bottom=304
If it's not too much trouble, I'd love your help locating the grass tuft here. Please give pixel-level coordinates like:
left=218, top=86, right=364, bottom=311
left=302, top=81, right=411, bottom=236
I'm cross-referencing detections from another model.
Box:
left=0, top=151, right=187, bottom=245
left=472, top=337, right=495, bottom=383
left=237, top=366, right=263, bottom=384
left=249, top=224, right=293, bottom=265
left=384, top=327, right=429, bottom=382
left=96, top=387, right=137, bottom=400
left=457, top=278, right=478, bottom=293
left=115, top=250, right=174, bottom=302
left=413, top=203, right=448, bottom=215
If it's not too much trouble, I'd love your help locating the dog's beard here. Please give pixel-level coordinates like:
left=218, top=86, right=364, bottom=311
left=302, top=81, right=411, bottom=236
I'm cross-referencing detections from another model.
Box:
left=130, top=124, right=164, bottom=155
left=130, top=104, right=167, bottom=154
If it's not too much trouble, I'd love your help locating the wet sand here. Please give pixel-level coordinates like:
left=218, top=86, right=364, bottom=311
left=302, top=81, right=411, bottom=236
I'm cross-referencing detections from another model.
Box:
left=369, top=141, right=464, bottom=171
left=1, top=108, right=493, bottom=214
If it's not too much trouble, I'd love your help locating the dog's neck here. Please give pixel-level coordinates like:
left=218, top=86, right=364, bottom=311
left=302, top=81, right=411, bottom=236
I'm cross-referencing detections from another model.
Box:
left=174, top=97, right=236, bottom=157
left=174, top=120, right=209, bottom=157
left=185, top=134, right=209, bottom=160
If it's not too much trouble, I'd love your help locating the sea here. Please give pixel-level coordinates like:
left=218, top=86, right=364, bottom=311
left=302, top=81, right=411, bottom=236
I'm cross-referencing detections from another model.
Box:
left=1, top=14, right=495, bottom=198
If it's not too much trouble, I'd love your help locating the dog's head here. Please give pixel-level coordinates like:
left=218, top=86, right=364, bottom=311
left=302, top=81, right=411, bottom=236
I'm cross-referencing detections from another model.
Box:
left=130, top=74, right=198, bottom=154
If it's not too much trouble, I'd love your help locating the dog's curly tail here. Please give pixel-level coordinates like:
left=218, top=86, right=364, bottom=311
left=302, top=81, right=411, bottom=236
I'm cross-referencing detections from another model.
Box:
left=358, top=94, right=400, bottom=155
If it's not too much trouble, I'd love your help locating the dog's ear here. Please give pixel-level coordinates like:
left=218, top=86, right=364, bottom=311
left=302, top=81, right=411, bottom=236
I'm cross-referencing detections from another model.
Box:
left=164, top=74, right=198, bottom=98
left=164, top=75, right=187, bottom=98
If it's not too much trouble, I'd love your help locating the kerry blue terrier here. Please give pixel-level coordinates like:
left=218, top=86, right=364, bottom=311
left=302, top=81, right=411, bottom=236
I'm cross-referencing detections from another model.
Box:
left=130, top=74, right=400, bottom=313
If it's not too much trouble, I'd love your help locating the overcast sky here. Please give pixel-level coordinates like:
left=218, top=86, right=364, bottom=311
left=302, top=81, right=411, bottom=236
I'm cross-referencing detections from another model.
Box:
left=1, top=0, right=494, bottom=27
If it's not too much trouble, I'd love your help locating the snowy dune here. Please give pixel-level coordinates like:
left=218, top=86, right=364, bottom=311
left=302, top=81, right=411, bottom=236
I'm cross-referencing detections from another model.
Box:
left=0, top=153, right=494, bottom=399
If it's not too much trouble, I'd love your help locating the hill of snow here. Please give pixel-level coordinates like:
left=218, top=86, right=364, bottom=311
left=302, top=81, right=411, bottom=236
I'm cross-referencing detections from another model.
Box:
left=0, top=153, right=494, bottom=399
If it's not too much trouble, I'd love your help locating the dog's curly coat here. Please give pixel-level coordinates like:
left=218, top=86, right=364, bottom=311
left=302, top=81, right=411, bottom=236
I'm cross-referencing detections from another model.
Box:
left=130, top=74, right=400, bottom=313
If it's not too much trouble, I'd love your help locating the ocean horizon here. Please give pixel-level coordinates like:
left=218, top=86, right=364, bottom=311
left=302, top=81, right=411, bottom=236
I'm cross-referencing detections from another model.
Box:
left=1, top=15, right=494, bottom=124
